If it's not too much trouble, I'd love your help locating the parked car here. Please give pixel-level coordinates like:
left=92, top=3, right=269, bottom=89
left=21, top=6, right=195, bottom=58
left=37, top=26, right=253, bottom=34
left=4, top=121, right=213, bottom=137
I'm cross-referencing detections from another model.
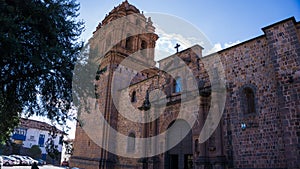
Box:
left=22, top=156, right=38, bottom=165
left=2, top=156, right=17, bottom=166
left=9, top=155, right=29, bottom=165
left=18, top=155, right=31, bottom=166
left=0, top=156, right=3, bottom=169
left=35, top=158, right=46, bottom=165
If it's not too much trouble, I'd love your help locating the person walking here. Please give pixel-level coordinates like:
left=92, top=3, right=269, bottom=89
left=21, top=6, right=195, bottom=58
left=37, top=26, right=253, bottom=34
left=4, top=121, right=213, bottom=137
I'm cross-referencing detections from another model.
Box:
left=31, top=162, right=39, bottom=169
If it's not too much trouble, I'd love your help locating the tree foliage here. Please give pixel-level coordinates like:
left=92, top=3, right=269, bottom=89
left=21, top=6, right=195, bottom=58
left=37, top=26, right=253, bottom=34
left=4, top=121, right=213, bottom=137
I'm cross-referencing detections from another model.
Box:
left=63, top=139, right=73, bottom=155
left=0, top=0, right=84, bottom=141
left=29, top=145, right=42, bottom=159
left=45, top=138, right=60, bottom=160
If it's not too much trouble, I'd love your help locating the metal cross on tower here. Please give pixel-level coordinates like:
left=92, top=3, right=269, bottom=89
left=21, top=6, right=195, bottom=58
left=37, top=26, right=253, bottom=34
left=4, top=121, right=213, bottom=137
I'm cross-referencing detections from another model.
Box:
left=174, top=43, right=180, bottom=53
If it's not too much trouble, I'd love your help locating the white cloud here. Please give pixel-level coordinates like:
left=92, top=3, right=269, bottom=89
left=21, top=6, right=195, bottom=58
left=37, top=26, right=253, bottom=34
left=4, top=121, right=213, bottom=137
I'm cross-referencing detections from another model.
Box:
left=153, top=26, right=241, bottom=59
left=224, top=40, right=241, bottom=48
left=154, top=26, right=205, bottom=61
left=203, top=40, right=241, bottom=56
left=204, top=43, right=222, bottom=55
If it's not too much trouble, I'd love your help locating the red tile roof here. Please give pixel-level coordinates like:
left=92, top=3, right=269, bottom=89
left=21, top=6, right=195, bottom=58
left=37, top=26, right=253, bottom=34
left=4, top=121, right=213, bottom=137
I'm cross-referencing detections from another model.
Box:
left=20, top=118, right=64, bottom=134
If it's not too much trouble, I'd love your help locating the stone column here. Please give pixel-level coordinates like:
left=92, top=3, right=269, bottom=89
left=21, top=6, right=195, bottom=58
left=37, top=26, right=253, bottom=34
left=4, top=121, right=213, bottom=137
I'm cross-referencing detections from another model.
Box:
left=138, top=90, right=151, bottom=169
left=208, top=88, right=227, bottom=169
left=195, top=97, right=209, bottom=169
left=213, top=123, right=226, bottom=169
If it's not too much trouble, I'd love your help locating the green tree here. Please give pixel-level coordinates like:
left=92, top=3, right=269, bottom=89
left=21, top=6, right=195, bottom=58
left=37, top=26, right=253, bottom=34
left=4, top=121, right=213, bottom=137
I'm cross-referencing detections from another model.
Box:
left=29, top=145, right=42, bottom=159
left=45, top=139, right=60, bottom=161
left=0, top=0, right=84, bottom=141
left=63, top=139, right=73, bottom=155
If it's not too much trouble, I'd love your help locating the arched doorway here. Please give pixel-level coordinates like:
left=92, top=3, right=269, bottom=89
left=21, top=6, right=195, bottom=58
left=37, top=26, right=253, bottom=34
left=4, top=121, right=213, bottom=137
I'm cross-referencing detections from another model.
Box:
left=166, top=119, right=193, bottom=169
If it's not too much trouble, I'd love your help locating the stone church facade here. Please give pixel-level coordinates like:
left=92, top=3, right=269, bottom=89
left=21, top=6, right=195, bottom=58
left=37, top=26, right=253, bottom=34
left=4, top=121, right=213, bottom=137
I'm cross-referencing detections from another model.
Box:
left=70, top=1, right=300, bottom=169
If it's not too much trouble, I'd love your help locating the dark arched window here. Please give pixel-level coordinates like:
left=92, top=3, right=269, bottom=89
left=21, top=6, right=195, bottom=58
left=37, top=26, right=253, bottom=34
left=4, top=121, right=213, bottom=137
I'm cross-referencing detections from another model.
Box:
left=173, top=77, right=182, bottom=93
left=194, top=139, right=199, bottom=153
left=126, top=34, right=133, bottom=50
left=240, top=85, right=257, bottom=116
left=141, top=40, right=147, bottom=56
left=141, top=40, right=147, bottom=49
left=131, top=91, right=137, bottom=102
left=244, top=87, right=256, bottom=114
left=127, top=132, right=135, bottom=153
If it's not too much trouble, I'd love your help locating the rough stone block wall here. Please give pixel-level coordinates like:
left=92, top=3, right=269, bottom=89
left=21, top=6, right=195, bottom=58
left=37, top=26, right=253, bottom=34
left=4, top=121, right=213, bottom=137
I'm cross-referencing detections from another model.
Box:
left=70, top=123, right=102, bottom=168
left=219, top=36, right=287, bottom=168
left=263, top=18, right=300, bottom=169
left=219, top=18, right=300, bottom=169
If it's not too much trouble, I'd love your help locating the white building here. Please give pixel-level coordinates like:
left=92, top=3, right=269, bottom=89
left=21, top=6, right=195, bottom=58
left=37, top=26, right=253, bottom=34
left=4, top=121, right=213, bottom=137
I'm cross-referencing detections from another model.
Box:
left=11, top=118, right=64, bottom=161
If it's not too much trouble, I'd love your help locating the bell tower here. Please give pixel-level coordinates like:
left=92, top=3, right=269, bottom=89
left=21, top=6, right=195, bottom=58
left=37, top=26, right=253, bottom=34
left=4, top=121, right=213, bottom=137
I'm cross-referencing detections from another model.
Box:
left=71, top=1, right=159, bottom=169
left=93, top=0, right=158, bottom=67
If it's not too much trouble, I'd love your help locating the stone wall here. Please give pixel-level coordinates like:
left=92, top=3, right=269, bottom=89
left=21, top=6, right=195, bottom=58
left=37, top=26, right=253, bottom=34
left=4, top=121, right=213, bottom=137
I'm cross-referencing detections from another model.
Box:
left=70, top=4, right=300, bottom=168
left=219, top=17, right=300, bottom=169
left=262, top=17, right=300, bottom=169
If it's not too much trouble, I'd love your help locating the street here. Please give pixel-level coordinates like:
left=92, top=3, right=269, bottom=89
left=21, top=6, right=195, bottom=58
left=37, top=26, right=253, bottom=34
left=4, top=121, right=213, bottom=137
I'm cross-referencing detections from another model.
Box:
left=2, top=165, right=67, bottom=169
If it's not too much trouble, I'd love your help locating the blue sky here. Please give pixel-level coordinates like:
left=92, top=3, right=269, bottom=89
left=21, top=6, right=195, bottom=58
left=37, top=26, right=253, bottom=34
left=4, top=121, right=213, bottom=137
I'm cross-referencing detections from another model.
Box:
left=52, top=0, right=299, bottom=138
left=17, top=0, right=298, bottom=148
left=78, top=0, right=299, bottom=51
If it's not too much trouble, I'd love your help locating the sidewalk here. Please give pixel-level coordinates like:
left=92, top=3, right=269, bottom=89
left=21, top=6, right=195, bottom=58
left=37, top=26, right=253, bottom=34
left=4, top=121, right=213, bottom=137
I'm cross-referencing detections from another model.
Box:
left=2, top=164, right=66, bottom=169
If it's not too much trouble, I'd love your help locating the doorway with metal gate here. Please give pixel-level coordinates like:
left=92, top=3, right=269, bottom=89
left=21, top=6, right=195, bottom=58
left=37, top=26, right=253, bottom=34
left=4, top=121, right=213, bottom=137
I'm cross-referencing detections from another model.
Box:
left=166, top=119, right=193, bottom=169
